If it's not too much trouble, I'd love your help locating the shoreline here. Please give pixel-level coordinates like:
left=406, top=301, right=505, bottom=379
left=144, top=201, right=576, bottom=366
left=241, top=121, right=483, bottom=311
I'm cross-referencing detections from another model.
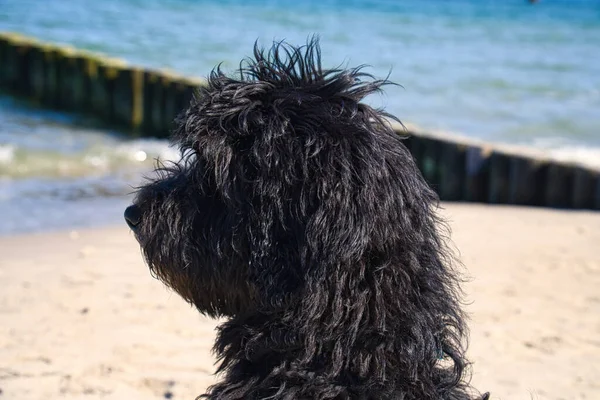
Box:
left=1, top=203, right=599, bottom=399
left=2, top=32, right=599, bottom=210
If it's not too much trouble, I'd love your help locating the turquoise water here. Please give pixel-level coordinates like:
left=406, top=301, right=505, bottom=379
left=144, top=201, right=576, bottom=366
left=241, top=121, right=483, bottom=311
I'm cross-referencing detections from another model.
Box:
left=1, top=0, right=599, bottom=233
left=2, top=0, right=600, bottom=147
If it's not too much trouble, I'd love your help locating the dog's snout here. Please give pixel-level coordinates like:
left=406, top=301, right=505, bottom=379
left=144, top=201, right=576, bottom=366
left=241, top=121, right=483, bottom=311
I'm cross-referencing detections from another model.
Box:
left=124, top=205, right=142, bottom=229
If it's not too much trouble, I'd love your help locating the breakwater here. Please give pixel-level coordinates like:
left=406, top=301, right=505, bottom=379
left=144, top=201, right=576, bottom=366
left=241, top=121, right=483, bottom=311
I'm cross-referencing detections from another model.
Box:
left=1, top=31, right=598, bottom=210
left=0, top=32, right=201, bottom=138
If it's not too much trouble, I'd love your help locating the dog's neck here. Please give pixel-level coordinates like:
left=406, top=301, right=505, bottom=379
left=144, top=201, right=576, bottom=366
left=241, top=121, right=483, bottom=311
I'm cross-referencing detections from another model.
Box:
left=202, top=310, right=478, bottom=400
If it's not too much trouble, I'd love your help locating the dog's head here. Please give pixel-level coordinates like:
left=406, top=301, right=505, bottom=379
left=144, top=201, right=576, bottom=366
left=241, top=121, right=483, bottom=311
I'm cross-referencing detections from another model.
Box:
left=126, top=39, right=484, bottom=399
left=126, top=39, right=437, bottom=319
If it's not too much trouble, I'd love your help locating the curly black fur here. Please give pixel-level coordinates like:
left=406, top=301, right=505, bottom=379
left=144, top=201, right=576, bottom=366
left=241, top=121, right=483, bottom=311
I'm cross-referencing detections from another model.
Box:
left=127, top=38, right=488, bottom=400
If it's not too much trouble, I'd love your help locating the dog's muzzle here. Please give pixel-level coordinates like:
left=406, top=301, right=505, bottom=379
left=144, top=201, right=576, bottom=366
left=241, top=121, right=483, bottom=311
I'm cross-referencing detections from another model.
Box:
left=124, top=204, right=142, bottom=230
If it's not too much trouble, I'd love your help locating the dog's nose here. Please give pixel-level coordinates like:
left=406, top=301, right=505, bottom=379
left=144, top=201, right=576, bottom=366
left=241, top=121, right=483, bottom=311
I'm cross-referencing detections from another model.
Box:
left=124, top=205, right=142, bottom=229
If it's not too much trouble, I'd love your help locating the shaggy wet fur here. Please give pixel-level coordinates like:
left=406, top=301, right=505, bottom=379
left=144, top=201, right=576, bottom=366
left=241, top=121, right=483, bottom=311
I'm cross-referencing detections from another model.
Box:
left=127, top=39, right=488, bottom=400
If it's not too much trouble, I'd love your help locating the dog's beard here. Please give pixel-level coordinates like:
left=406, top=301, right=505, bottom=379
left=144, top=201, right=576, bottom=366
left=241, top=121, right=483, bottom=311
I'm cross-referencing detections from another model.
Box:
left=132, top=168, right=256, bottom=318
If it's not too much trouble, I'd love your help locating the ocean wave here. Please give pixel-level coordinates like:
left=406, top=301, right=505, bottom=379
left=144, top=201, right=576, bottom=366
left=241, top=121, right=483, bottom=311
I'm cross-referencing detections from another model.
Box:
left=0, top=139, right=178, bottom=179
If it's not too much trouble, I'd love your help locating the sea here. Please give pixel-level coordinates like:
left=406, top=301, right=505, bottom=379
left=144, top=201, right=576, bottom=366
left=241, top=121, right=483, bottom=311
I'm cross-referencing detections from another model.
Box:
left=0, top=0, right=599, bottom=235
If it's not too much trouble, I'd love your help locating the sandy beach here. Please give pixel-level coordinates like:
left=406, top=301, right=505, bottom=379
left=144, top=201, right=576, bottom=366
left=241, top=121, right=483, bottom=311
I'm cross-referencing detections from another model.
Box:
left=1, top=204, right=598, bottom=400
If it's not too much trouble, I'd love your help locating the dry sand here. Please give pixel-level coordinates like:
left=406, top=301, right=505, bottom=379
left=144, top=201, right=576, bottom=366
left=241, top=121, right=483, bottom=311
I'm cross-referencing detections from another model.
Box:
left=0, top=204, right=599, bottom=400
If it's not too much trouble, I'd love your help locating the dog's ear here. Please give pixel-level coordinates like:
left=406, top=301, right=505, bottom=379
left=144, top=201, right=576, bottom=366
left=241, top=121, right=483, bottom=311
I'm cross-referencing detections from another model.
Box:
left=289, top=133, right=474, bottom=395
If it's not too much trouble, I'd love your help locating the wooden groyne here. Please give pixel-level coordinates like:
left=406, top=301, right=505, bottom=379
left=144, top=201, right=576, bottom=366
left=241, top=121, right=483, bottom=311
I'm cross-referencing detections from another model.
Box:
left=0, top=32, right=201, bottom=137
left=1, top=32, right=598, bottom=210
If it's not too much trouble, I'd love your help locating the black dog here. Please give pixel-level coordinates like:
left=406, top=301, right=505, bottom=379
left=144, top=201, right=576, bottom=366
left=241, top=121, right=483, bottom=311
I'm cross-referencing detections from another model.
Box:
left=125, top=39, right=488, bottom=400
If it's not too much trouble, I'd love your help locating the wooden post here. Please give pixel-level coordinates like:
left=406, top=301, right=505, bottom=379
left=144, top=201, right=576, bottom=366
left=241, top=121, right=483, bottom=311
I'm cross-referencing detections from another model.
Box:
left=508, top=155, right=548, bottom=206
left=2, top=34, right=35, bottom=94
left=488, top=151, right=511, bottom=204
left=464, top=145, right=491, bottom=203
left=0, top=34, right=9, bottom=87
left=545, top=162, right=575, bottom=208
left=572, top=167, right=599, bottom=210
left=27, top=45, right=46, bottom=101
left=595, top=176, right=600, bottom=210
left=113, top=66, right=144, bottom=132
left=179, top=77, right=200, bottom=114
left=88, top=57, right=125, bottom=121
left=57, top=48, right=86, bottom=111
left=438, top=140, right=467, bottom=201
left=419, top=137, right=442, bottom=190
left=406, top=133, right=425, bottom=174
left=162, top=75, right=186, bottom=134
left=42, top=46, right=60, bottom=107
left=142, top=70, right=167, bottom=137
